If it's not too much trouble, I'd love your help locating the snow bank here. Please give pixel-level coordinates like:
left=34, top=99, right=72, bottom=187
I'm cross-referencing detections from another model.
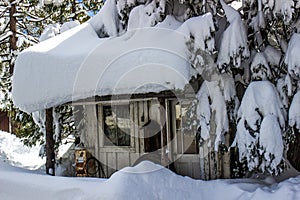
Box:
left=0, top=131, right=44, bottom=170
left=1, top=160, right=300, bottom=200
left=13, top=2, right=215, bottom=113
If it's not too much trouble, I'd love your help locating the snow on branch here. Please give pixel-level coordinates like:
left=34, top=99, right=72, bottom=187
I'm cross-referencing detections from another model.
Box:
left=178, top=13, right=215, bottom=73
left=127, top=0, right=166, bottom=30
left=217, top=0, right=249, bottom=72
left=0, top=31, right=12, bottom=43
left=264, top=45, right=281, bottom=67
left=39, top=0, right=64, bottom=7
left=39, top=24, right=60, bottom=42
left=273, top=0, right=295, bottom=25
left=234, top=81, right=286, bottom=174
left=88, top=0, right=121, bottom=37
left=289, top=90, right=300, bottom=130
left=250, top=52, right=272, bottom=81
left=178, top=13, right=215, bottom=53
left=285, top=33, right=300, bottom=80
left=197, top=73, right=238, bottom=151
left=250, top=0, right=296, bottom=25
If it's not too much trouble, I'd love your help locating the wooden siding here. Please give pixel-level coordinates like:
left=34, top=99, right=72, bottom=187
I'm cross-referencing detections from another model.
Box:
left=82, top=99, right=231, bottom=179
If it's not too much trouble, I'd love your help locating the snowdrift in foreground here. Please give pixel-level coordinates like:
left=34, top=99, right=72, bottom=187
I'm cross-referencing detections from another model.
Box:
left=1, top=160, right=300, bottom=200
left=0, top=131, right=44, bottom=170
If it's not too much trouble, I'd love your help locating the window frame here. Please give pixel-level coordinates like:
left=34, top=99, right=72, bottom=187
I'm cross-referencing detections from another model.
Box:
left=97, top=102, right=135, bottom=151
left=172, top=100, right=199, bottom=155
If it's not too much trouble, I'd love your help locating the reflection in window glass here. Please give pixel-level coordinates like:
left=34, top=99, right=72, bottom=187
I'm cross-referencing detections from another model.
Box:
left=103, top=105, right=130, bottom=146
left=175, top=102, right=199, bottom=154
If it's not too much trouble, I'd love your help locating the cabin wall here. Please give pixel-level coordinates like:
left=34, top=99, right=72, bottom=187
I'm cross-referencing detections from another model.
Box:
left=81, top=104, right=98, bottom=156
left=81, top=99, right=231, bottom=180
left=83, top=100, right=161, bottom=178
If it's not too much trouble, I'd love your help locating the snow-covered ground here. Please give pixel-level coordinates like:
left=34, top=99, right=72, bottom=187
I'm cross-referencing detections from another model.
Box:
left=0, top=131, right=45, bottom=170
left=1, top=130, right=300, bottom=200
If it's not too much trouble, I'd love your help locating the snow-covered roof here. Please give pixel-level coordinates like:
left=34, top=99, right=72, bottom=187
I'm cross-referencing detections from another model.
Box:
left=12, top=13, right=216, bottom=112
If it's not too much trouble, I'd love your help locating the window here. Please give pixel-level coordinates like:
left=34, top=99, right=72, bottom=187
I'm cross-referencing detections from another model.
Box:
left=175, top=102, right=199, bottom=154
left=103, top=105, right=131, bottom=146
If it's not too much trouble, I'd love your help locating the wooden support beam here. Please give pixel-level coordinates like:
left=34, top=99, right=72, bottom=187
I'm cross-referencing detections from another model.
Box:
left=9, top=0, right=17, bottom=75
left=45, top=108, right=55, bottom=176
left=158, top=98, right=169, bottom=167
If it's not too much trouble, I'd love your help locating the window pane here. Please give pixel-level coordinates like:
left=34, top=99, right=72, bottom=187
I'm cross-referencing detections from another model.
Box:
left=103, top=105, right=131, bottom=146
left=176, top=102, right=199, bottom=154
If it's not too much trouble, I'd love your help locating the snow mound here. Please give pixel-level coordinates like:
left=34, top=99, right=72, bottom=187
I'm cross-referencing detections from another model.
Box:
left=1, top=159, right=300, bottom=200
left=0, top=131, right=44, bottom=170
left=119, top=160, right=164, bottom=174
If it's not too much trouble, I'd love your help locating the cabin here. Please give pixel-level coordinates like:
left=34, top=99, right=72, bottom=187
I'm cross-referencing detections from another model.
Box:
left=73, top=89, right=231, bottom=179
left=12, top=13, right=232, bottom=179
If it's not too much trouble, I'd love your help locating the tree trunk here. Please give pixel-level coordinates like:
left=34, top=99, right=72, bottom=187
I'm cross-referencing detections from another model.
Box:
left=71, top=0, right=77, bottom=20
left=9, top=0, right=17, bottom=75
left=46, top=108, right=55, bottom=176
left=287, top=128, right=300, bottom=171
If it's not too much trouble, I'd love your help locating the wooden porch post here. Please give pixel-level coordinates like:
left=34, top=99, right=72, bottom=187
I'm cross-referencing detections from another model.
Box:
left=158, top=98, right=169, bottom=167
left=45, top=108, right=55, bottom=176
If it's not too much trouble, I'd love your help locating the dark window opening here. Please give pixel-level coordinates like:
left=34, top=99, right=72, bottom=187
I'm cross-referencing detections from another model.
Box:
left=103, top=105, right=130, bottom=146
left=143, top=119, right=161, bottom=152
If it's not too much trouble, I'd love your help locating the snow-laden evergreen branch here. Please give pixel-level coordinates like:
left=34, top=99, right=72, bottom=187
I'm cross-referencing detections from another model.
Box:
left=217, top=0, right=249, bottom=72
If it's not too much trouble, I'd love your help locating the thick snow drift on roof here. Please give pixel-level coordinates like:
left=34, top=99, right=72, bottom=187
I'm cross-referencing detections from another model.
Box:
left=12, top=8, right=215, bottom=113
left=12, top=23, right=102, bottom=112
